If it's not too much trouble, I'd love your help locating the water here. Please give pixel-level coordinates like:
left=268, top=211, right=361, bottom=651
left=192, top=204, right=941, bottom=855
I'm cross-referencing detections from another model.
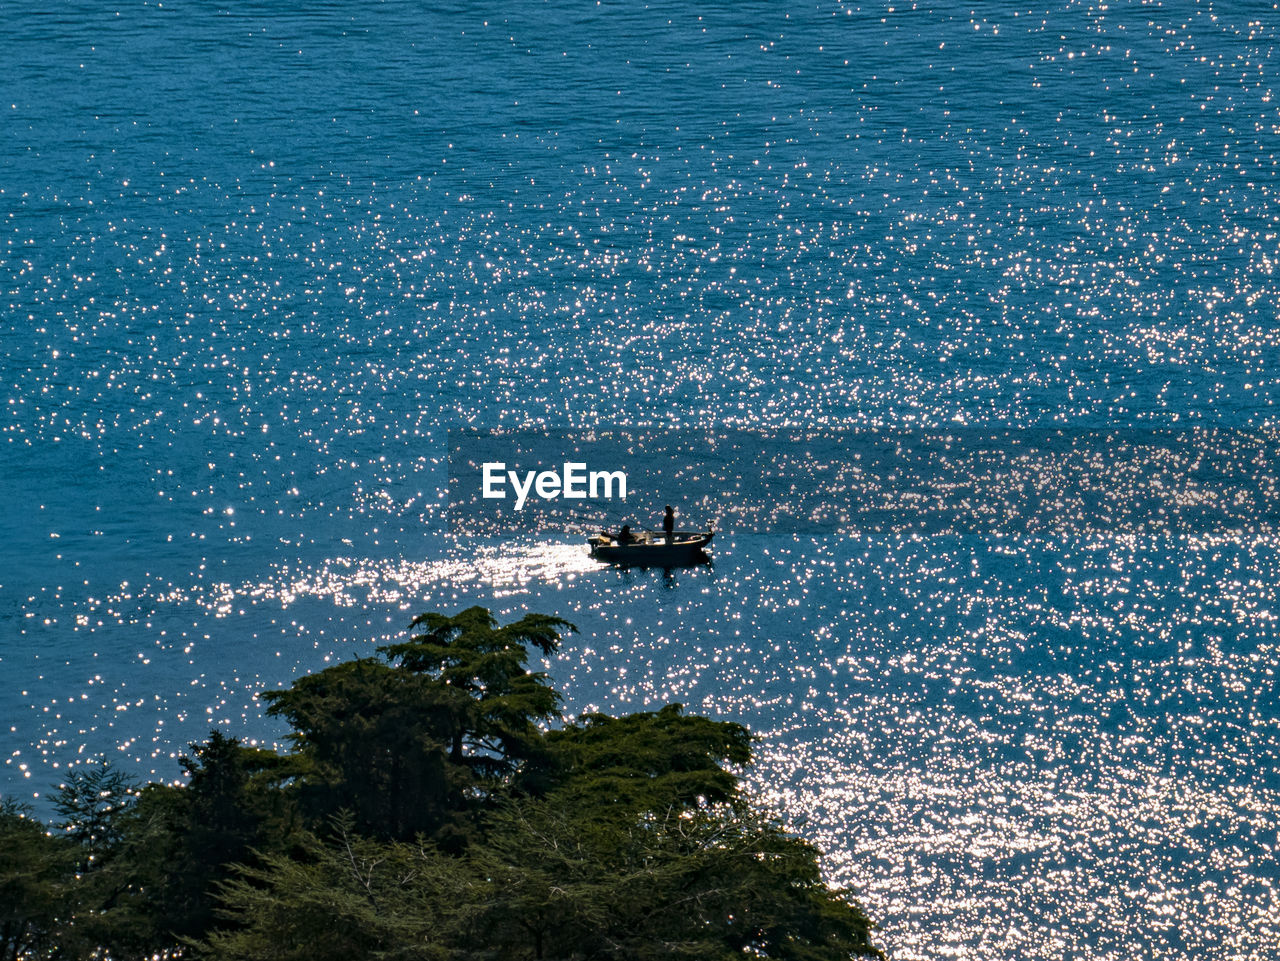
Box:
left=3, top=1, right=1280, bottom=958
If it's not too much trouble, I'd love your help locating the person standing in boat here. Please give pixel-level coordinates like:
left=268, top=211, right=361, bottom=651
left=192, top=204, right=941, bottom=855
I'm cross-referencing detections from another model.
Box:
left=662, top=505, right=675, bottom=544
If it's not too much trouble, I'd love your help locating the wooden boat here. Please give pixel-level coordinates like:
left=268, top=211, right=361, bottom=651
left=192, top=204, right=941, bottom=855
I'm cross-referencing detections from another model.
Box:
left=588, top=529, right=714, bottom=566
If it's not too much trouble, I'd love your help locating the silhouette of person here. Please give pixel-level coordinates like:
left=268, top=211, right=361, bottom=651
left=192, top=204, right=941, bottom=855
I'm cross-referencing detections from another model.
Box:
left=662, top=505, right=675, bottom=543
left=616, top=524, right=637, bottom=545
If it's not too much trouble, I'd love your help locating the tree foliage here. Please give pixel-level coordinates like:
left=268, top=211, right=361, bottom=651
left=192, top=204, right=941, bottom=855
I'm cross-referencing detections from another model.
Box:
left=385, top=607, right=569, bottom=774
left=458, top=790, right=881, bottom=961
left=204, top=796, right=881, bottom=961
left=136, top=731, right=300, bottom=943
left=201, top=814, right=464, bottom=961
left=260, top=607, right=573, bottom=845
left=52, top=762, right=138, bottom=868
left=0, top=799, right=73, bottom=961
left=7, top=608, right=882, bottom=960
left=530, top=704, right=753, bottom=812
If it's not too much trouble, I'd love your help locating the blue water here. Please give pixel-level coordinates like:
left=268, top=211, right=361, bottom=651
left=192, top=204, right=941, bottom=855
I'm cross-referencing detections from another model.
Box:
left=4, top=2, right=1280, bottom=957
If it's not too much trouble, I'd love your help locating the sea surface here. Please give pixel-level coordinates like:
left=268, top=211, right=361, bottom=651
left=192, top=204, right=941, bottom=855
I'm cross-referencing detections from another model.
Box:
left=4, top=2, right=1280, bottom=958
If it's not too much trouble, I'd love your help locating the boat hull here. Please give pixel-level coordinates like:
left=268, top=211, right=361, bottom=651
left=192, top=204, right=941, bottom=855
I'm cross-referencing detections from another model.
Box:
left=588, top=531, right=714, bottom=567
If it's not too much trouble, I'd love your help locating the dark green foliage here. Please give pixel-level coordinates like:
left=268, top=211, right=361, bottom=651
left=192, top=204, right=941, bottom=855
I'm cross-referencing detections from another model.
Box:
left=0, top=799, right=73, bottom=961
left=261, top=607, right=573, bottom=844
left=43, top=764, right=170, bottom=958
left=200, top=794, right=882, bottom=961
left=34, top=735, right=302, bottom=959
left=201, top=815, right=462, bottom=961
left=52, top=762, right=138, bottom=867
left=469, top=796, right=882, bottom=960
left=263, top=657, right=464, bottom=841
left=529, top=703, right=753, bottom=811
left=383, top=607, right=572, bottom=771
left=13, top=608, right=882, bottom=960
left=142, top=731, right=300, bottom=942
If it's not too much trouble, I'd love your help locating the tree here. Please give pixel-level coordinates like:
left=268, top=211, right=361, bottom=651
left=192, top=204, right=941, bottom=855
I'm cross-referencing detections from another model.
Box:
left=26, top=608, right=884, bottom=960
left=261, top=607, right=574, bottom=844
left=481, top=703, right=879, bottom=960
left=381, top=607, right=572, bottom=773
left=46, top=734, right=301, bottom=959
left=198, top=781, right=882, bottom=961
left=52, top=762, right=138, bottom=869
left=468, top=795, right=883, bottom=960
left=199, top=815, right=463, bottom=961
left=260, top=656, right=473, bottom=843
left=145, top=731, right=301, bottom=943
left=526, top=704, right=753, bottom=811
left=199, top=600, right=880, bottom=959
left=0, top=799, right=74, bottom=961
left=44, top=762, right=159, bottom=958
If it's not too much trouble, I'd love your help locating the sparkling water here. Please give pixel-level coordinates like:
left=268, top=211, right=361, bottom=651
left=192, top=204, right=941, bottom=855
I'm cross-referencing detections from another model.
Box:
left=3, top=3, right=1279, bottom=957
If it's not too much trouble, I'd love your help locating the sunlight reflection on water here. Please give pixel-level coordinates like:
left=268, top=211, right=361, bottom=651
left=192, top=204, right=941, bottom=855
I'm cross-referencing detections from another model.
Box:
left=5, top=1, right=1280, bottom=956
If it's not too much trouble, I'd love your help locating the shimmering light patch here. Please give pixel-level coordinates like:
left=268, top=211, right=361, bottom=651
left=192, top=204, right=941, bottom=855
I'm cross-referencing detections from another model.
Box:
left=206, top=541, right=603, bottom=610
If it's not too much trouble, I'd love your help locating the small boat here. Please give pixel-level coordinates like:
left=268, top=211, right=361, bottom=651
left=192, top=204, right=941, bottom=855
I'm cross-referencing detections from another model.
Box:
left=588, top=529, right=714, bottom=566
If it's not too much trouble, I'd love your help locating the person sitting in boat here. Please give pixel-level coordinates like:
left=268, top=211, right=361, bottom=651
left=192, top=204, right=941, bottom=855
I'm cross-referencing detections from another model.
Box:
left=662, top=505, right=675, bottom=543
left=616, top=524, right=638, bottom=545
